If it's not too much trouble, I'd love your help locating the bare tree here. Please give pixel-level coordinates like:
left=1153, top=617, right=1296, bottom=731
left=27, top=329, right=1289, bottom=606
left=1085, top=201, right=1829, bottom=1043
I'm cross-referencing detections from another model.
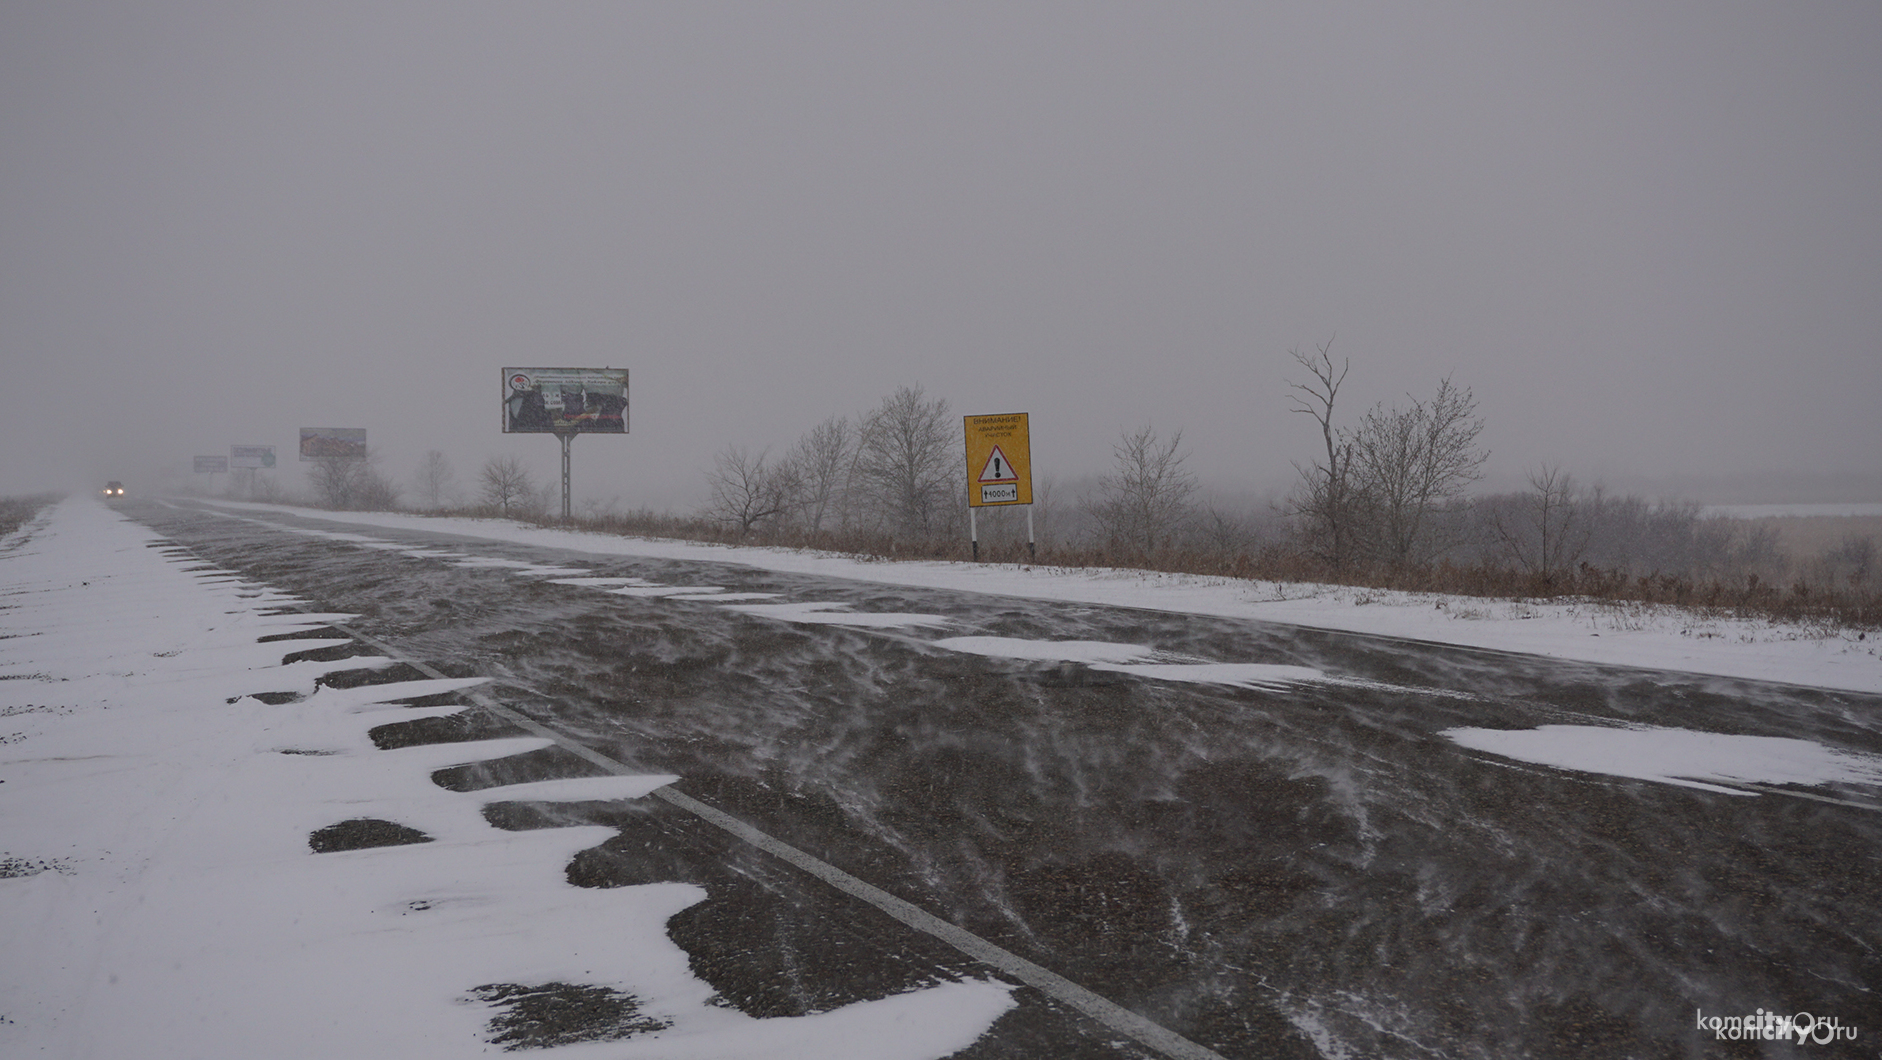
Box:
left=703, top=445, right=797, bottom=539
left=354, top=465, right=401, bottom=510
left=1088, top=424, right=1198, bottom=556
left=1348, top=376, right=1488, bottom=566
left=1807, top=534, right=1877, bottom=591
left=309, top=455, right=364, bottom=510
left=853, top=384, right=957, bottom=539
left=783, top=415, right=855, bottom=534
left=524, top=479, right=556, bottom=520
left=1199, top=501, right=1259, bottom=561
left=1032, top=473, right=1058, bottom=550
left=413, top=450, right=457, bottom=510
left=308, top=449, right=399, bottom=511
left=1492, top=465, right=1588, bottom=578
left=479, top=456, right=536, bottom=518
left=1286, top=338, right=1360, bottom=569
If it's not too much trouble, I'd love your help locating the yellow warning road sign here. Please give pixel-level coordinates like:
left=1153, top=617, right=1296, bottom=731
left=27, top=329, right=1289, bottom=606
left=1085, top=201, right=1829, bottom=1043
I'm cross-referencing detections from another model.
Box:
left=964, top=413, right=1032, bottom=507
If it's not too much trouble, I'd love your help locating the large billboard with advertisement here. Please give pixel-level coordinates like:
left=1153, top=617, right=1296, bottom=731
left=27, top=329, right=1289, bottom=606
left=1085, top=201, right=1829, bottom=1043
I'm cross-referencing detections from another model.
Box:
left=194, top=456, right=229, bottom=474
left=230, top=445, right=276, bottom=469
left=502, top=368, right=628, bottom=434
left=299, top=428, right=367, bottom=461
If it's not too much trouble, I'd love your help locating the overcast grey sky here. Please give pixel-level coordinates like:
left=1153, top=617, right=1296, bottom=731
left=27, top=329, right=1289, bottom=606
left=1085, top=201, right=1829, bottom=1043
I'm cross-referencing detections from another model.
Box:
left=5, top=2, right=1878, bottom=507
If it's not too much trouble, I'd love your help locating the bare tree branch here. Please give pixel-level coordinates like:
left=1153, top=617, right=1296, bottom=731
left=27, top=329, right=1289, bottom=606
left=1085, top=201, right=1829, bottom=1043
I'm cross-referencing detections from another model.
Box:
left=703, top=445, right=797, bottom=539
left=853, top=384, right=957, bottom=540
left=479, top=456, right=536, bottom=518
left=1285, top=338, right=1360, bottom=568
left=413, top=450, right=456, bottom=510
left=310, top=448, right=399, bottom=511
left=783, top=415, right=855, bottom=534
left=1491, top=464, right=1589, bottom=578
left=1348, top=375, right=1488, bottom=566
left=1089, top=425, right=1198, bottom=556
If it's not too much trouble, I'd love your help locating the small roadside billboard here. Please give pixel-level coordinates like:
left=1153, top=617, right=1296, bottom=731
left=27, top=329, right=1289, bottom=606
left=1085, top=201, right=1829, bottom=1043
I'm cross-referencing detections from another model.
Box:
left=230, top=445, right=276, bottom=469
left=300, top=429, right=366, bottom=461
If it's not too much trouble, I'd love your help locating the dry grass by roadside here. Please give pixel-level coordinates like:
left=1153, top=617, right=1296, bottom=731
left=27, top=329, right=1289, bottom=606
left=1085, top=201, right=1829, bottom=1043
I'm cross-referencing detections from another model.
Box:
left=440, top=505, right=1880, bottom=632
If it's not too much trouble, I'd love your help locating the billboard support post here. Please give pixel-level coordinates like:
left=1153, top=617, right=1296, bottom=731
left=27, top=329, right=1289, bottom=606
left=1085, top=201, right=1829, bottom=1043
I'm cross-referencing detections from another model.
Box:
left=558, top=431, right=574, bottom=522
left=230, top=445, right=277, bottom=501
left=194, top=455, right=229, bottom=494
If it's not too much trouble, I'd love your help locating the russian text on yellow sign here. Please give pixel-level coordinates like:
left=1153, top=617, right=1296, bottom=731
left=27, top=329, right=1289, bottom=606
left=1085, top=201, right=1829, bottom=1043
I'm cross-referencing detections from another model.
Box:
left=963, top=413, right=1032, bottom=507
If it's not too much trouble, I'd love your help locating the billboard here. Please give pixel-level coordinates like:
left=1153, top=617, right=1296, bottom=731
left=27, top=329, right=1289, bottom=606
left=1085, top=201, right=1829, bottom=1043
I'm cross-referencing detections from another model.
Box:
left=963, top=413, right=1033, bottom=507
left=502, top=368, right=628, bottom=434
left=230, top=445, right=276, bottom=469
left=194, top=455, right=229, bottom=473
left=299, top=428, right=367, bottom=461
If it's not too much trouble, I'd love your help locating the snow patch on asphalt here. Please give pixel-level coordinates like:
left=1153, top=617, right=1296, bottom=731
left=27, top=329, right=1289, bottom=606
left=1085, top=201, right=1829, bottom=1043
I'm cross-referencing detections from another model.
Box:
left=1441, top=724, right=1882, bottom=795
left=450, top=556, right=590, bottom=575
left=934, top=636, right=1158, bottom=664
left=933, top=636, right=1327, bottom=690
left=721, top=601, right=953, bottom=629
left=609, top=584, right=731, bottom=597
left=1092, top=661, right=1329, bottom=690
left=0, top=499, right=1015, bottom=1058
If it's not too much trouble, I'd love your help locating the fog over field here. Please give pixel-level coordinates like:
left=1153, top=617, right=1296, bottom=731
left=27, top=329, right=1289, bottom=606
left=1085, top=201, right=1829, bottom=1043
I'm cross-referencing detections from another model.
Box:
left=3, top=3, right=1879, bottom=508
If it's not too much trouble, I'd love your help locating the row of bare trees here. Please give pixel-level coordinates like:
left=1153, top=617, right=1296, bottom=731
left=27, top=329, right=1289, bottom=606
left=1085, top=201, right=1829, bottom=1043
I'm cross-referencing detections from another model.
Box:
left=306, top=452, right=401, bottom=511
left=295, top=447, right=544, bottom=519
left=1282, top=342, right=1877, bottom=596
left=702, top=384, right=963, bottom=542
left=408, top=449, right=557, bottom=519
left=705, top=385, right=1214, bottom=557
left=303, top=448, right=542, bottom=516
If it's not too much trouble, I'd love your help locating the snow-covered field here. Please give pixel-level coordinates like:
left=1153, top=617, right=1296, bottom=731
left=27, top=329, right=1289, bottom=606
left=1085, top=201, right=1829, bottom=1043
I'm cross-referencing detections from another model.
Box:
left=205, top=499, right=1882, bottom=696
left=0, top=499, right=1012, bottom=1058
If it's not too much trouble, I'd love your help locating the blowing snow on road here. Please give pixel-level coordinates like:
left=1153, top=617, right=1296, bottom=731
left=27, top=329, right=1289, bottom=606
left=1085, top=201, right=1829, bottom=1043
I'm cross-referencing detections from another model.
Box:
left=5, top=497, right=1881, bottom=1058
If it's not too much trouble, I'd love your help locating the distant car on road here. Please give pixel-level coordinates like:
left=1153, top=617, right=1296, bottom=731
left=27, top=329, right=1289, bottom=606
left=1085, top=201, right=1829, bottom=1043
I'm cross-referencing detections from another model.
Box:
left=103, top=481, right=125, bottom=498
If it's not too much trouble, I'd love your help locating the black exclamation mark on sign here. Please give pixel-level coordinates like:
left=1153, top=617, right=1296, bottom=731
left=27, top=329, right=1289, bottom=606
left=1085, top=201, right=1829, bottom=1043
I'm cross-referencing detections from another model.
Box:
left=994, top=456, right=1003, bottom=478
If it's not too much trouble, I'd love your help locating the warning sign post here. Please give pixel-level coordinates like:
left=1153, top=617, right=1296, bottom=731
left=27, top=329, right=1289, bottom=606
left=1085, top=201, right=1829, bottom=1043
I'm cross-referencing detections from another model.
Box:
left=963, top=413, right=1034, bottom=561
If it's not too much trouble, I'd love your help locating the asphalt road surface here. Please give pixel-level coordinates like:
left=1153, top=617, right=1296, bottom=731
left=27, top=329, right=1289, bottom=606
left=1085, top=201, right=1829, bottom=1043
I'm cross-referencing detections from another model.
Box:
left=127, top=500, right=1882, bottom=1059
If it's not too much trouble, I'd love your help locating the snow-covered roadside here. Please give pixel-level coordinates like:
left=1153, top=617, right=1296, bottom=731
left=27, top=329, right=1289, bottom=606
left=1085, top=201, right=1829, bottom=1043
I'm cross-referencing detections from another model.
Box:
left=201, top=500, right=1882, bottom=695
left=0, top=498, right=1013, bottom=1058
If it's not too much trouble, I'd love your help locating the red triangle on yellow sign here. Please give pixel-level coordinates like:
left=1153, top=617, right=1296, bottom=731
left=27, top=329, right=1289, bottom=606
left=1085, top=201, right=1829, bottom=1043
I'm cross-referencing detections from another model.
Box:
left=978, top=446, right=1018, bottom=483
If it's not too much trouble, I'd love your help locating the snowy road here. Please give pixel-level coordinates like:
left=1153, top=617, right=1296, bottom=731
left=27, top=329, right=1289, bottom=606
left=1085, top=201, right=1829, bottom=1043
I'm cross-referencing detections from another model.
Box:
left=10, top=497, right=1881, bottom=1058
